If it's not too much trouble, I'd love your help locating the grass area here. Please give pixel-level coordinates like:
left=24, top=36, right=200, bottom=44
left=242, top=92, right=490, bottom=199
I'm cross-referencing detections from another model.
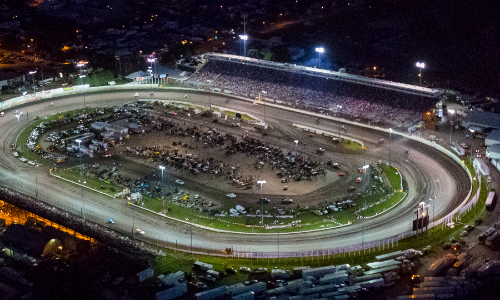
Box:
left=152, top=237, right=407, bottom=277
left=141, top=194, right=350, bottom=234
left=15, top=118, right=46, bottom=163
left=355, top=165, right=405, bottom=218
left=222, top=111, right=254, bottom=121
left=53, top=166, right=123, bottom=196
left=342, top=140, right=363, bottom=151
left=382, top=165, right=402, bottom=191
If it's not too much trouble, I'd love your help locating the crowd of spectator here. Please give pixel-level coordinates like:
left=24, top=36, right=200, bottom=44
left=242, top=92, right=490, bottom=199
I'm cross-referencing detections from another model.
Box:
left=187, top=60, right=439, bottom=127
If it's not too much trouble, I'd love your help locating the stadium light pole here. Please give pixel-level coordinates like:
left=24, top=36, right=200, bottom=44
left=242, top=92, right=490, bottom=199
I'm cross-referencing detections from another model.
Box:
left=239, top=35, right=248, bottom=57
left=315, top=47, right=324, bottom=68
left=148, top=58, right=156, bottom=92
left=416, top=62, right=425, bottom=86
left=257, top=180, right=266, bottom=227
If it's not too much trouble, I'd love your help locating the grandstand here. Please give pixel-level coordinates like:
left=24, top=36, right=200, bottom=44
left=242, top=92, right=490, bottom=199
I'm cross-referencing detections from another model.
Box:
left=185, top=53, right=442, bottom=127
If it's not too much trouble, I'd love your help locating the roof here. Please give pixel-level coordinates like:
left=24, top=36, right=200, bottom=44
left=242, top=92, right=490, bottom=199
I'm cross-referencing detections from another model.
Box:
left=487, top=130, right=500, bottom=142
left=464, top=111, right=500, bottom=130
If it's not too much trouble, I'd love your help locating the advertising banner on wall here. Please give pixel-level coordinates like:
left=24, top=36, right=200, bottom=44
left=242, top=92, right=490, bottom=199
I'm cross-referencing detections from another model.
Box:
left=52, top=88, right=64, bottom=95
left=0, top=99, right=12, bottom=110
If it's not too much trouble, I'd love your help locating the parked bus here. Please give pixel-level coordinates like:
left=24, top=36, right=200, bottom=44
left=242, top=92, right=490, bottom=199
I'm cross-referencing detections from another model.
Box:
left=485, top=190, right=497, bottom=211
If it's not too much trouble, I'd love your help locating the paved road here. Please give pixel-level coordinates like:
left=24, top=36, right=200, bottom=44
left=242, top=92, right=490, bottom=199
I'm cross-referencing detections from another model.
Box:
left=0, top=90, right=470, bottom=253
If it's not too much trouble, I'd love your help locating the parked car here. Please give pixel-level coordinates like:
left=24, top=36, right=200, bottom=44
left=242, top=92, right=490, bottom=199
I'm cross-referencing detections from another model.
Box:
left=175, top=179, right=185, bottom=185
left=226, top=193, right=236, bottom=198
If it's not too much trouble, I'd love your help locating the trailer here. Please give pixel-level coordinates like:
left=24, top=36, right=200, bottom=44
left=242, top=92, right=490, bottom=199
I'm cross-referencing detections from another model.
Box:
left=477, top=260, right=500, bottom=277
left=318, top=272, right=348, bottom=285
left=453, top=257, right=471, bottom=269
left=232, top=291, right=255, bottom=300
left=478, top=227, right=496, bottom=243
left=254, top=122, right=268, bottom=130
left=351, top=273, right=383, bottom=284
left=460, top=257, right=485, bottom=277
left=293, top=266, right=311, bottom=277
left=485, top=231, right=500, bottom=247
left=414, top=286, right=455, bottom=295
left=195, top=286, right=230, bottom=300
left=367, top=259, right=401, bottom=269
left=161, top=271, right=185, bottom=285
left=485, top=190, right=497, bottom=211
left=364, top=265, right=400, bottom=276
left=358, top=278, right=385, bottom=289
left=375, top=251, right=404, bottom=261
left=228, top=282, right=266, bottom=297
left=451, top=142, right=465, bottom=156
left=427, top=254, right=456, bottom=277
left=193, top=261, right=213, bottom=271
left=302, top=265, right=336, bottom=279
left=155, top=282, right=187, bottom=300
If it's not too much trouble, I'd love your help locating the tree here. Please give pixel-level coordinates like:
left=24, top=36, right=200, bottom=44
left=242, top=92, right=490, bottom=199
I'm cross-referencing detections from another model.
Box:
left=270, top=45, right=290, bottom=63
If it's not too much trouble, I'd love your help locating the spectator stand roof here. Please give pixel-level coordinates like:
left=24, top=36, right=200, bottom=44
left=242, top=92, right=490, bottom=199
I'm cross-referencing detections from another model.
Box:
left=204, top=53, right=441, bottom=99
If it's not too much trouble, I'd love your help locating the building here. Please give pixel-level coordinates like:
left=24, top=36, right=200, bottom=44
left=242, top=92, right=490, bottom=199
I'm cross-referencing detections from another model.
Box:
left=461, top=111, right=500, bottom=131
left=0, top=72, right=24, bottom=88
left=486, top=145, right=500, bottom=160
left=486, top=130, right=500, bottom=147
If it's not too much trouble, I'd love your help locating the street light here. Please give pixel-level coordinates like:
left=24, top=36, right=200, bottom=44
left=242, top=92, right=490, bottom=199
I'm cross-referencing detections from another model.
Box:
left=207, top=79, right=215, bottom=109
left=77, top=62, right=87, bottom=109
left=159, top=165, right=165, bottom=182
left=363, top=165, right=370, bottom=208
left=416, top=62, right=425, bottom=86
left=315, top=47, right=324, bottom=68
left=257, top=180, right=266, bottom=226
left=429, top=197, right=435, bottom=229
left=29, top=71, right=37, bottom=95
left=389, top=128, right=392, bottom=166
left=76, top=138, right=84, bottom=220
left=449, top=109, right=455, bottom=146
left=261, top=90, right=267, bottom=123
